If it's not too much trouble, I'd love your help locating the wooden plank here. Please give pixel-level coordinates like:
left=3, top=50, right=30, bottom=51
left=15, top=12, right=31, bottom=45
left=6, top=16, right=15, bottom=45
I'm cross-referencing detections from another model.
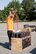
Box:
left=22, top=37, right=31, bottom=49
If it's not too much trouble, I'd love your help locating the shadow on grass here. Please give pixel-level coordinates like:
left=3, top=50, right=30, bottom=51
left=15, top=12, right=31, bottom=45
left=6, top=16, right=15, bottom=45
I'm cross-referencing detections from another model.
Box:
left=30, top=48, right=36, bottom=54
left=0, top=42, right=11, bottom=50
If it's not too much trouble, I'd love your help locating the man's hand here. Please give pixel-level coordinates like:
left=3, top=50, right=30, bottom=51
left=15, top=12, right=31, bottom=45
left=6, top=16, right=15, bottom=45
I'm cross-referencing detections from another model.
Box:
left=13, top=30, right=15, bottom=32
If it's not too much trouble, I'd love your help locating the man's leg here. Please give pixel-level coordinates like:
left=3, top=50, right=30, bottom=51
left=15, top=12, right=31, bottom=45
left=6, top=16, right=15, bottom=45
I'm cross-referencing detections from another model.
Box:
left=7, top=31, right=12, bottom=50
left=9, top=37, right=11, bottom=46
left=8, top=37, right=11, bottom=50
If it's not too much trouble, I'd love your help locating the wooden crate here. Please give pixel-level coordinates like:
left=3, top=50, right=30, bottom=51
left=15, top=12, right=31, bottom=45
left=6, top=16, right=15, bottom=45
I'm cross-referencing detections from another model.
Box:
left=11, top=36, right=31, bottom=51
left=11, top=38, right=22, bottom=51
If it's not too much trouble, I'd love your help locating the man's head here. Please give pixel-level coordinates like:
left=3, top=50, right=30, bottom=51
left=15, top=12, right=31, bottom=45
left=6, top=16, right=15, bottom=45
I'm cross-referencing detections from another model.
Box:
left=9, top=8, right=17, bottom=16
left=9, top=8, right=18, bottom=19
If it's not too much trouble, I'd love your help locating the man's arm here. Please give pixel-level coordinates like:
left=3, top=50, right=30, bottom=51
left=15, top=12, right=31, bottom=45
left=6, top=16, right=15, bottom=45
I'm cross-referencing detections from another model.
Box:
left=15, top=13, right=19, bottom=22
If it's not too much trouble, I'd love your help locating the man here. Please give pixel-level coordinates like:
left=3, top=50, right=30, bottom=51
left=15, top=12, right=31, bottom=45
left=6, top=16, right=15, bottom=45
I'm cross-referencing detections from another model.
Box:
left=6, top=8, right=17, bottom=50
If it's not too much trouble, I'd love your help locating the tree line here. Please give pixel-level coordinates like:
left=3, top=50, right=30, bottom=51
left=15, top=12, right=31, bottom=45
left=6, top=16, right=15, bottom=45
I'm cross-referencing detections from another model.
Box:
left=0, top=0, right=36, bottom=22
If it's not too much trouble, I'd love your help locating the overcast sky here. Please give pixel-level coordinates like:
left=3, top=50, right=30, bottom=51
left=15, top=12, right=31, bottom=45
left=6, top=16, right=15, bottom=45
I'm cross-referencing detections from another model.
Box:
left=0, top=0, right=36, bottom=10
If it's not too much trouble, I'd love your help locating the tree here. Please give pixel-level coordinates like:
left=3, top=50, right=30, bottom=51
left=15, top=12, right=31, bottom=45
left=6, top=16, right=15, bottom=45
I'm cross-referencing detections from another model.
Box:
left=3, top=0, right=22, bottom=20
left=0, top=10, right=5, bottom=21
left=21, top=0, right=33, bottom=21
left=7, top=0, right=22, bottom=15
left=0, top=0, right=22, bottom=21
left=29, top=2, right=36, bottom=21
left=33, top=2, right=36, bottom=9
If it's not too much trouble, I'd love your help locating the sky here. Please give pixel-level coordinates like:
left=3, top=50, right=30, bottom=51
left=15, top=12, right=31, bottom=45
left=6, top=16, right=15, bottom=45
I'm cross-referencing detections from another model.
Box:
left=0, top=0, right=36, bottom=10
left=0, top=0, right=22, bottom=10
